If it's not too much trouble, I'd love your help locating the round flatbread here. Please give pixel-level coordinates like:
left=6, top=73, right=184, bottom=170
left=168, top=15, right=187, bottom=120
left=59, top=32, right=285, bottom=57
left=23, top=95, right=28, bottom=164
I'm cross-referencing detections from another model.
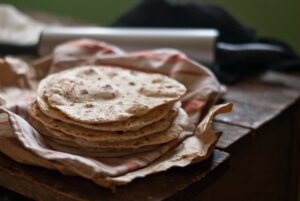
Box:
left=37, top=95, right=173, bottom=131
left=30, top=115, right=183, bottom=149
left=37, top=66, right=186, bottom=123
left=28, top=102, right=177, bottom=142
left=43, top=137, right=162, bottom=158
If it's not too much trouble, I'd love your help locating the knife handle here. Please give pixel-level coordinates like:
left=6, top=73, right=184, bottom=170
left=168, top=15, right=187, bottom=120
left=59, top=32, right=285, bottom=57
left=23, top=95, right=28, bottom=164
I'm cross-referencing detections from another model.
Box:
left=216, top=42, right=296, bottom=65
left=0, top=43, right=37, bottom=56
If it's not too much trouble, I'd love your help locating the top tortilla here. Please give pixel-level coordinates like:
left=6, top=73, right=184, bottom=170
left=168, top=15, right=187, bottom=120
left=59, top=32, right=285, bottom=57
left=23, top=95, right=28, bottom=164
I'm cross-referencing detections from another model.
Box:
left=37, top=66, right=186, bottom=123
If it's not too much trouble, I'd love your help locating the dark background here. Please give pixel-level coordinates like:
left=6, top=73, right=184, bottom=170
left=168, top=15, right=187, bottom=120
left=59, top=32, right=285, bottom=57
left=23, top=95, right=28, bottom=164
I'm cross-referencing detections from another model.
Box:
left=2, top=0, right=300, bottom=53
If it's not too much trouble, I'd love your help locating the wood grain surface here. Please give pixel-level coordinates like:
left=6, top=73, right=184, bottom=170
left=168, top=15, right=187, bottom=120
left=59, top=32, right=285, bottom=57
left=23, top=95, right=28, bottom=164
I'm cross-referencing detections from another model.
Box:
left=0, top=150, right=229, bottom=201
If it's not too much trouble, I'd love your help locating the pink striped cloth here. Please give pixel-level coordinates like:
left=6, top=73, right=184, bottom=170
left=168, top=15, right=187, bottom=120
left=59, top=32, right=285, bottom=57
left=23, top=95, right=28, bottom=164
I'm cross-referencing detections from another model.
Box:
left=0, top=39, right=232, bottom=188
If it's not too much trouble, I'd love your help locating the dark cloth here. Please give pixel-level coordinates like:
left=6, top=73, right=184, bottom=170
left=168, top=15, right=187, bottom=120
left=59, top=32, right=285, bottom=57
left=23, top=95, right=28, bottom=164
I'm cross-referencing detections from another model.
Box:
left=113, top=0, right=299, bottom=83
left=113, top=0, right=256, bottom=44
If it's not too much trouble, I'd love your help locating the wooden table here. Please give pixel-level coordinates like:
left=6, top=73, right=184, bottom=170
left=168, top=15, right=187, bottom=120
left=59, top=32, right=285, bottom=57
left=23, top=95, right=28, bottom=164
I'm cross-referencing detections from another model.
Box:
left=199, top=72, right=300, bottom=201
left=0, top=11, right=299, bottom=201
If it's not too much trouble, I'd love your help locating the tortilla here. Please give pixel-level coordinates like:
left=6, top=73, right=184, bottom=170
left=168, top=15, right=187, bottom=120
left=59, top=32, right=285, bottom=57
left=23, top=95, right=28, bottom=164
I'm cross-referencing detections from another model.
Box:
left=37, top=66, right=186, bottom=123
left=28, top=102, right=178, bottom=142
left=37, top=95, right=174, bottom=131
left=29, top=115, right=183, bottom=149
left=43, top=137, right=163, bottom=158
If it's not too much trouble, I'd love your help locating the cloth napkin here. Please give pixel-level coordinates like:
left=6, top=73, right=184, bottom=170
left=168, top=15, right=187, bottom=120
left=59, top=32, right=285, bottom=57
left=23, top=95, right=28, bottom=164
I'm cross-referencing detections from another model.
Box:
left=0, top=39, right=232, bottom=189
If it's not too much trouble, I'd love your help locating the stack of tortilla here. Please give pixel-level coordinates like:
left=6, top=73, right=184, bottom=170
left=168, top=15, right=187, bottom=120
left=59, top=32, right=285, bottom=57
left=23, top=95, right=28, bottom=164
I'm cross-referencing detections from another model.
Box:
left=28, top=66, right=188, bottom=158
